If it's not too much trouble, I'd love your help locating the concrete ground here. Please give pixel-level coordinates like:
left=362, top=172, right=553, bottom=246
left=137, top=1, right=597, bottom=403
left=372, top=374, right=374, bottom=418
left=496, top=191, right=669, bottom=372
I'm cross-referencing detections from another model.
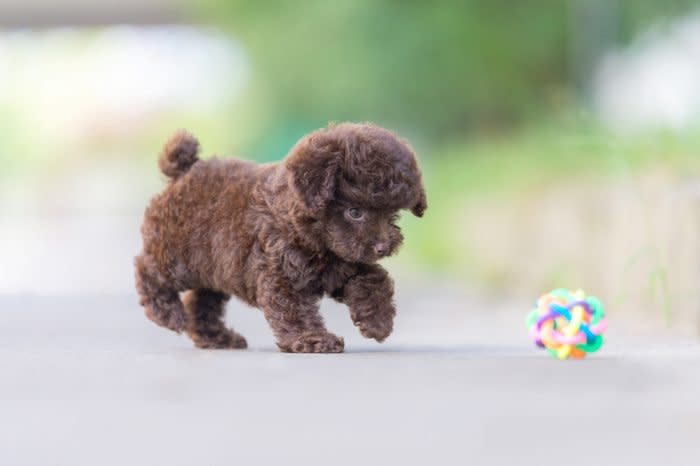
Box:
left=1, top=290, right=700, bottom=466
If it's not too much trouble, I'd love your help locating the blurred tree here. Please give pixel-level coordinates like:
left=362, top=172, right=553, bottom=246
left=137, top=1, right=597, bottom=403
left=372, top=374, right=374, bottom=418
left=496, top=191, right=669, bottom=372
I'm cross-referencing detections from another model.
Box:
left=200, top=0, right=568, bottom=143
left=197, top=0, right=698, bottom=155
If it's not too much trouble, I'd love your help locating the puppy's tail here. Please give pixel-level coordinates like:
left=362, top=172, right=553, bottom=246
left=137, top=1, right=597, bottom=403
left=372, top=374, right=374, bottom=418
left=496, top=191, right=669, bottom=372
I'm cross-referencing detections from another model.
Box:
left=159, top=130, right=200, bottom=180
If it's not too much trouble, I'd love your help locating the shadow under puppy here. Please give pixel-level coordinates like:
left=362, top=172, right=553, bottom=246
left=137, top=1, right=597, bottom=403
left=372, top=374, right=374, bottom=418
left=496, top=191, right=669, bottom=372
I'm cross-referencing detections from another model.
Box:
left=135, top=122, right=427, bottom=352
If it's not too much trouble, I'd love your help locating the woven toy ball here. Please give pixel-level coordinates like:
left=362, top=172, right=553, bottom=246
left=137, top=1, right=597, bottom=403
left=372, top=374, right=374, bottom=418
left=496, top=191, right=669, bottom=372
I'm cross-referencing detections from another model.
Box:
left=526, top=288, right=608, bottom=360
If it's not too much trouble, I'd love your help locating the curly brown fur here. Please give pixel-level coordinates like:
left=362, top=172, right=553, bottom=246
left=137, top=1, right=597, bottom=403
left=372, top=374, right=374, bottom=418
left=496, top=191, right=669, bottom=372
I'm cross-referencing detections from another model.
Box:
left=183, top=289, right=247, bottom=349
left=135, top=122, right=427, bottom=353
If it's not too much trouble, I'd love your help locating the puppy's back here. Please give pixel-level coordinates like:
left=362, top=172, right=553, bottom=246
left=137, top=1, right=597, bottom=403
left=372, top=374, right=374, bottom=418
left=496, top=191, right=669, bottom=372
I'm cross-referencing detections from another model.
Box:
left=141, top=154, right=266, bottom=285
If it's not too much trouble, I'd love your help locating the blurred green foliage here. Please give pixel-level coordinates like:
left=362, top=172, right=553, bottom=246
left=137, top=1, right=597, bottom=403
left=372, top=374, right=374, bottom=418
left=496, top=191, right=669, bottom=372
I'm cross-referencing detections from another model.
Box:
left=202, top=0, right=568, bottom=146
left=398, top=114, right=699, bottom=276
left=199, top=0, right=699, bottom=155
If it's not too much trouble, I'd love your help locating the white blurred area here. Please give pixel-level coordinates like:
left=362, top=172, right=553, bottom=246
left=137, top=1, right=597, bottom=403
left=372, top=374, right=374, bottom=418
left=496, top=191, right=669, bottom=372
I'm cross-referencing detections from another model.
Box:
left=0, top=27, right=247, bottom=142
left=594, top=8, right=700, bottom=132
left=0, top=26, right=248, bottom=204
left=0, top=26, right=249, bottom=294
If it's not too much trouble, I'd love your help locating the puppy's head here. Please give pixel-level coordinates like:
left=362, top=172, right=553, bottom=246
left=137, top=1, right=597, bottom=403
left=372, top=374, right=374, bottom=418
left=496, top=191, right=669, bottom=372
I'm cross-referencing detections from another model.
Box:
left=285, top=122, right=427, bottom=263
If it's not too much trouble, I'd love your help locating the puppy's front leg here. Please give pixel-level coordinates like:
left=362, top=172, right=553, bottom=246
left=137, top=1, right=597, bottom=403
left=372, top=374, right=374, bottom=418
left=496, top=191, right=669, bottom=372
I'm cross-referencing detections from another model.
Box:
left=258, top=276, right=344, bottom=353
left=343, top=264, right=396, bottom=342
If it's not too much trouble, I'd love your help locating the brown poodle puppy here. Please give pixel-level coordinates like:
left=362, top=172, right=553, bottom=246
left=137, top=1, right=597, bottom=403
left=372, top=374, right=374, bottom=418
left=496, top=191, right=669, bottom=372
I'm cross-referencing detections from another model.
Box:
left=135, top=122, right=427, bottom=353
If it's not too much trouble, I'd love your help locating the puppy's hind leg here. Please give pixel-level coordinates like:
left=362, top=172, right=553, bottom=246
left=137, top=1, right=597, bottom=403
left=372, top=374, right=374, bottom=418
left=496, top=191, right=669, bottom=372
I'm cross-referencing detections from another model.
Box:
left=183, top=289, right=248, bottom=349
left=135, top=254, right=187, bottom=333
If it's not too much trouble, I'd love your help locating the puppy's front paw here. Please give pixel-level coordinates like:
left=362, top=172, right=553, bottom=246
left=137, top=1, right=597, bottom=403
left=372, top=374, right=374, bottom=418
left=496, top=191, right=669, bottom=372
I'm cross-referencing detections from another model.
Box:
left=279, top=332, right=345, bottom=353
left=355, top=312, right=394, bottom=342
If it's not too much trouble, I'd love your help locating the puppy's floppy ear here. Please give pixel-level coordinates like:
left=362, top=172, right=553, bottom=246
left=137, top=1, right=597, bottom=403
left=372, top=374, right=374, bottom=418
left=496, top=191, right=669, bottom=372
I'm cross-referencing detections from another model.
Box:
left=285, top=132, right=341, bottom=215
left=411, top=184, right=427, bottom=217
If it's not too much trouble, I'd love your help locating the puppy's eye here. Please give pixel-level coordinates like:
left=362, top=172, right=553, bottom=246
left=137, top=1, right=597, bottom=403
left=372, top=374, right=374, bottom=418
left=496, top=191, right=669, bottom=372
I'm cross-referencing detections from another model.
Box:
left=346, top=207, right=365, bottom=220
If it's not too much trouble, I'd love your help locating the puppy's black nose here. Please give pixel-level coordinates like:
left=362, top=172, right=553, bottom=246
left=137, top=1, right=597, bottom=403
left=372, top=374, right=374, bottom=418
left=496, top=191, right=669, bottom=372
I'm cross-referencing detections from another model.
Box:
left=374, top=243, right=388, bottom=256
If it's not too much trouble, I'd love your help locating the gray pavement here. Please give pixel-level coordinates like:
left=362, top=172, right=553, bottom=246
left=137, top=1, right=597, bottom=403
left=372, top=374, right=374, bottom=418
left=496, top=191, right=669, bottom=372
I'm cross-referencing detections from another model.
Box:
left=1, top=292, right=700, bottom=466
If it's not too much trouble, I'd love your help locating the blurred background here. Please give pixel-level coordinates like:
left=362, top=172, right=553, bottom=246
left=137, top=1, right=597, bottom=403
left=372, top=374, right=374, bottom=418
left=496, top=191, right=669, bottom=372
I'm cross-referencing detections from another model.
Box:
left=1, top=0, right=700, bottom=336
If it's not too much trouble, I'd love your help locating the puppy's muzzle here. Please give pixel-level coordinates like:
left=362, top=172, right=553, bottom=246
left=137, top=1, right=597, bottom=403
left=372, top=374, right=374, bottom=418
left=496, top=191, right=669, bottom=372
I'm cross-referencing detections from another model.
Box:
left=373, top=242, right=389, bottom=257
